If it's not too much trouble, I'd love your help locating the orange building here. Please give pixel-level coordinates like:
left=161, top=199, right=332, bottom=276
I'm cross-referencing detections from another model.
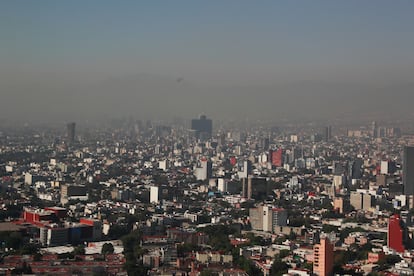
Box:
left=313, top=238, right=334, bottom=276
left=333, top=197, right=344, bottom=214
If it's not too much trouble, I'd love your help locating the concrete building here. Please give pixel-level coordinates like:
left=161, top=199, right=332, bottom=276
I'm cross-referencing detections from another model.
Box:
left=381, top=160, right=389, bottom=175
left=60, top=185, right=88, bottom=205
left=249, top=207, right=263, bottom=231
left=217, top=178, right=227, bottom=193
left=249, top=205, right=287, bottom=233
left=194, top=158, right=212, bottom=181
left=350, top=191, right=374, bottom=211
left=313, top=238, right=334, bottom=276
left=24, top=173, right=45, bottom=185
left=40, top=226, right=68, bottom=247
left=79, top=218, right=102, bottom=241
left=242, top=177, right=268, bottom=200
left=158, top=160, right=169, bottom=171
left=238, top=160, right=252, bottom=179
left=150, top=186, right=160, bottom=204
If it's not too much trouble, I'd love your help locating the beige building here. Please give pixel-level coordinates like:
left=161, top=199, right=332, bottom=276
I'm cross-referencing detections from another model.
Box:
left=195, top=251, right=233, bottom=264
left=333, top=197, right=344, bottom=214
left=249, top=205, right=287, bottom=233
left=350, top=191, right=374, bottom=211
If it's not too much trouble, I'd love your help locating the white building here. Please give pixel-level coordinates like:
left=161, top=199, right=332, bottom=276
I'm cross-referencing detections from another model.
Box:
left=381, top=161, right=389, bottom=175
left=218, top=179, right=227, bottom=193
left=194, top=159, right=212, bottom=181
left=158, top=160, right=168, bottom=171
left=150, top=186, right=160, bottom=204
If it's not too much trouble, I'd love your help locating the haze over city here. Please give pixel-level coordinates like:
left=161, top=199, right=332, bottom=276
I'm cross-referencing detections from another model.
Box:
left=1, top=1, right=414, bottom=124
left=4, top=2, right=414, bottom=276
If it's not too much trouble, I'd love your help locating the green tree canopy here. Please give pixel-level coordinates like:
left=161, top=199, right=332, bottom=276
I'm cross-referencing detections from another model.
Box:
left=101, top=243, right=114, bottom=255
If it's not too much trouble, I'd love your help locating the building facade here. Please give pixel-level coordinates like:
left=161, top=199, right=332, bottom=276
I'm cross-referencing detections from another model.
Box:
left=403, top=146, right=414, bottom=196
left=191, top=115, right=212, bottom=140
left=313, top=238, right=334, bottom=276
left=388, top=214, right=408, bottom=253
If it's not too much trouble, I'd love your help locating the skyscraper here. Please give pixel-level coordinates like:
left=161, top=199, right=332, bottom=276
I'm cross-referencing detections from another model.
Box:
left=66, top=122, right=76, bottom=144
left=403, top=146, right=414, bottom=196
left=349, top=158, right=363, bottom=180
left=242, top=177, right=269, bottom=200
left=191, top=115, right=212, bottom=140
left=313, top=238, right=334, bottom=276
left=324, top=126, right=332, bottom=142
left=371, top=121, right=378, bottom=138
left=269, top=148, right=283, bottom=167
left=388, top=214, right=409, bottom=253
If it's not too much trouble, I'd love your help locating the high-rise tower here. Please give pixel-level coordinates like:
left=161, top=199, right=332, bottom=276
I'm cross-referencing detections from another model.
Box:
left=191, top=115, right=212, bottom=140
left=313, top=238, right=334, bottom=276
left=403, top=146, right=414, bottom=195
left=324, top=126, right=332, bottom=142
left=388, top=214, right=409, bottom=253
left=66, top=122, right=76, bottom=144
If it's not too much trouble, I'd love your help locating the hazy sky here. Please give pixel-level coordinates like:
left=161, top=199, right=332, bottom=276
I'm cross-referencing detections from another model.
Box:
left=1, top=1, right=414, bottom=124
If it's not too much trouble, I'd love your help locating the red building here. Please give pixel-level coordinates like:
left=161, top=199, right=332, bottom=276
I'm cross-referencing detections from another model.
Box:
left=44, top=207, right=67, bottom=219
left=270, top=148, right=283, bottom=167
left=23, top=208, right=57, bottom=225
left=388, top=214, right=408, bottom=253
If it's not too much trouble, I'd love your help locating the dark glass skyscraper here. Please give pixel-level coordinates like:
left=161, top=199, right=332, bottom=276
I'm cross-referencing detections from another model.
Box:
left=403, top=146, right=414, bottom=195
left=191, top=115, right=212, bottom=140
left=66, top=122, right=76, bottom=144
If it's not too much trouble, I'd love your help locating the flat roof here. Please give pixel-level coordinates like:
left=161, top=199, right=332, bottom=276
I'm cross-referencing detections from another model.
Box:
left=0, top=222, right=25, bottom=232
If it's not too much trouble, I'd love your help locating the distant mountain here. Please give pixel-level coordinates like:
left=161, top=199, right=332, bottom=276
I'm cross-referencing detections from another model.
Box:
left=1, top=72, right=413, bottom=123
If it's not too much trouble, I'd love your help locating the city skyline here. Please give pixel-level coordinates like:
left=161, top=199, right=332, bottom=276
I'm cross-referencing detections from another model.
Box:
left=2, top=3, right=414, bottom=274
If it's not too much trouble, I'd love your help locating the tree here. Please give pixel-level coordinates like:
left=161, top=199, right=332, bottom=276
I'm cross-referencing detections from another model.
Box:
left=198, top=224, right=237, bottom=251
left=73, top=245, right=86, bottom=255
left=13, top=262, right=32, bottom=275
left=19, top=243, right=39, bottom=255
left=279, top=249, right=290, bottom=259
left=121, top=230, right=148, bottom=276
left=108, top=224, right=130, bottom=239
left=33, top=253, right=42, bottom=261
left=177, top=243, right=200, bottom=257
left=322, top=224, right=339, bottom=233
left=270, top=254, right=289, bottom=276
left=101, top=243, right=114, bottom=255
left=5, top=231, right=23, bottom=249
left=377, top=254, right=402, bottom=270
left=234, top=255, right=262, bottom=275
